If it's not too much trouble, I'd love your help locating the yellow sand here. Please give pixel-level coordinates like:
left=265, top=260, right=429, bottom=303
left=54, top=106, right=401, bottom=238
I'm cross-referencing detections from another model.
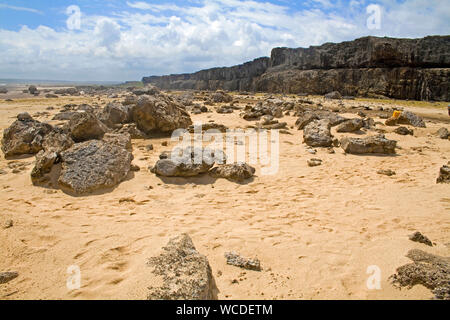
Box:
left=0, top=92, right=449, bottom=300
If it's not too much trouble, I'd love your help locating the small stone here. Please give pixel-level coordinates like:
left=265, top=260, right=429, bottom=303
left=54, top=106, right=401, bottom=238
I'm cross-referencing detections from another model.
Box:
left=225, top=252, right=261, bottom=271
left=409, top=231, right=433, bottom=247
left=307, top=158, right=322, bottom=167
left=377, top=169, right=396, bottom=176
left=0, top=271, right=19, bottom=284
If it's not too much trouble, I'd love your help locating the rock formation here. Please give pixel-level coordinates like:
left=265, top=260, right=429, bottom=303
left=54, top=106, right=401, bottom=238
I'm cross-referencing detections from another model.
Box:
left=143, top=36, right=450, bottom=101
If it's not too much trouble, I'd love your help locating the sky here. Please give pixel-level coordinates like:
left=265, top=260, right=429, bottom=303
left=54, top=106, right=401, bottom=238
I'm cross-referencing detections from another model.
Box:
left=0, top=0, right=448, bottom=81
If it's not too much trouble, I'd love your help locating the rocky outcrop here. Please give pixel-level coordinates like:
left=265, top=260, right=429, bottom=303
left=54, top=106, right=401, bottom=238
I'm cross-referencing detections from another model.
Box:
left=336, top=119, right=363, bottom=133
left=143, top=36, right=450, bottom=101
left=67, top=112, right=107, bottom=142
left=147, top=234, right=216, bottom=300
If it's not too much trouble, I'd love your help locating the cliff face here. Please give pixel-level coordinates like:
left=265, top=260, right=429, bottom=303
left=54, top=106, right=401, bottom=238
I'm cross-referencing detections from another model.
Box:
left=143, top=36, right=450, bottom=101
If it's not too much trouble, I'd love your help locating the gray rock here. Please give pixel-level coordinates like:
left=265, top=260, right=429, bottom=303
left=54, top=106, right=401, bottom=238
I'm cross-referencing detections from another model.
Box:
left=209, top=163, right=255, bottom=182
left=151, top=147, right=215, bottom=177
left=58, top=140, right=132, bottom=194
left=336, top=118, right=363, bottom=132
left=31, top=150, right=58, bottom=184
left=397, top=111, right=426, bottom=128
left=394, top=126, right=414, bottom=136
left=116, top=123, right=148, bottom=139
left=211, top=90, right=233, bottom=103
left=341, top=134, right=397, bottom=154
left=98, top=102, right=131, bottom=128
left=436, top=127, right=449, bottom=139
left=295, top=112, right=319, bottom=130
left=303, top=119, right=333, bottom=147
left=409, top=231, right=433, bottom=246
left=390, top=249, right=449, bottom=300
left=28, top=85, right=38, bottom=94
left=1, top=114, right=53, bottom=157
left=42, top=130, right=74, bottom=154
left=377, top=169, right=396, bottom=176
left=225, top=252, right=261, bottom=271
left=147, top=234, right=216, bottom=300
left=102, top=133, right=132, bottom=151
left=67, top=112, right=107, bottom=142
left=131, top=94, right=192, bottom=134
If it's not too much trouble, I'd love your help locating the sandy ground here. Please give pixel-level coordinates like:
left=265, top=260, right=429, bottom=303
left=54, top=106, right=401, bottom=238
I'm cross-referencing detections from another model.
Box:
left=0, top=88, right=449, bottom=300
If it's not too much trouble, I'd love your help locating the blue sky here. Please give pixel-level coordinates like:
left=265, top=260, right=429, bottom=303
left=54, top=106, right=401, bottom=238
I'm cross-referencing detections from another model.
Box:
left=0, top=0, right=448, bottom=81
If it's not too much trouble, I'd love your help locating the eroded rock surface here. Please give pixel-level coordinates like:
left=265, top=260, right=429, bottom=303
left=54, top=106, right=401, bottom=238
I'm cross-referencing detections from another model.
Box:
left=147, top=234, right=216, bottom=300
left=341, top=135, right=397, bottom=154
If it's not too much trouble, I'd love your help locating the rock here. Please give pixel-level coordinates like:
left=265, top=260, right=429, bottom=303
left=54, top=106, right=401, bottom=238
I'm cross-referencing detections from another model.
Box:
left=188, top=123, right=228, bottom=133
left=30, top=150, right=58, bottom=184
left=28, top=85, right=38, bottom=94
left=341, top=134, right=397, bottom=154
left=303, top=120, right=333, bottom=147
left=336, top=118, right=363, bottom=133
left=42, top=130, right=74, bottom=154
left=67, top=112, right=107, bottom=142
left=225, top=252, right=261, bottom=271
left=98, top=102, right=131, bottom=128
left=146, top=144, right=154, bottom=151
left=295, top=112, right=319, bottom=130
left=151, top=147, right=215, bottom=177
left=437, top=163, right=450, bottom=184
left=409, top=231, right=433, bottom=246
left=397, top=111, right=426, bottom=128
left=102, top=133, right=132, bottom=151
left=45, top=94, right=58, bottom=98
left=377, top=169, right=396, bottom=176
left=1, top=114, right=53, bottom=157
left=0, top=271, right=19, bottom=284
left=211, top=90, right=233, bottom=103
left=53, top=111, right=79, bottom=121
left=436, top=127, right=449, bottom=139
left=390, top=249, right=449, bottom=300
left=130, top=164, right=140, bottom=172
left=385, top=117, right=398, bottom=126
left=58, top=140, right=132, bottom=194
left=209, top=163, right=255, bottom=182
left=147, top=234, right=216, bottom=300
left=133, top=85, right=160, bottom=96
left=131, top=94, right=192, bottom=134
left=116, top=123, right=148, bottom=139
left=394, top=126, right=414, bottom=136
left=307, top=158, right=322, bottom=167
left=324, top=91, right=342, bottom=100
left=3, top=219, right=13, bottom=229
left=0, top=88, right=8, bottom=94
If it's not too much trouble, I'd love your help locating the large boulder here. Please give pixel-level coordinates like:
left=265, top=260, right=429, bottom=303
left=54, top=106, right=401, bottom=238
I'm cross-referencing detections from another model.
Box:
left=303, top=119, right=333, bottom=147
left=397, top=111, right=426, bottom=128
left=209, top=163, right=255, bottom=182
left=341, top=134, right=397, bottom=154
left=102, top=133, right=132, bottom=151
left=295, top=112, right=319, bottom=130
left=67, top=112, right=107, bottom=142
left=131, top=94, right=192, bottom=134
left=336, top=118, right=364, bottom=132
left=1, top=113, right=53, bottom=157
left=151, top=147, right=215, bottom=177
left=147, top=234, right=216, bottom=300
left=58, top=140, right=132, bottom=194
left=28, top=85, right=38, bottom=94
left=98, top=102, right=131, bottom=128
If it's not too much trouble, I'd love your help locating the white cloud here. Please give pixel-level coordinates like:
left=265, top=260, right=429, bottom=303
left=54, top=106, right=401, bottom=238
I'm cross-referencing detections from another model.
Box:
left=0, top=3, right=43, bottom=15
left=0, top=0, right=448, bottom=81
